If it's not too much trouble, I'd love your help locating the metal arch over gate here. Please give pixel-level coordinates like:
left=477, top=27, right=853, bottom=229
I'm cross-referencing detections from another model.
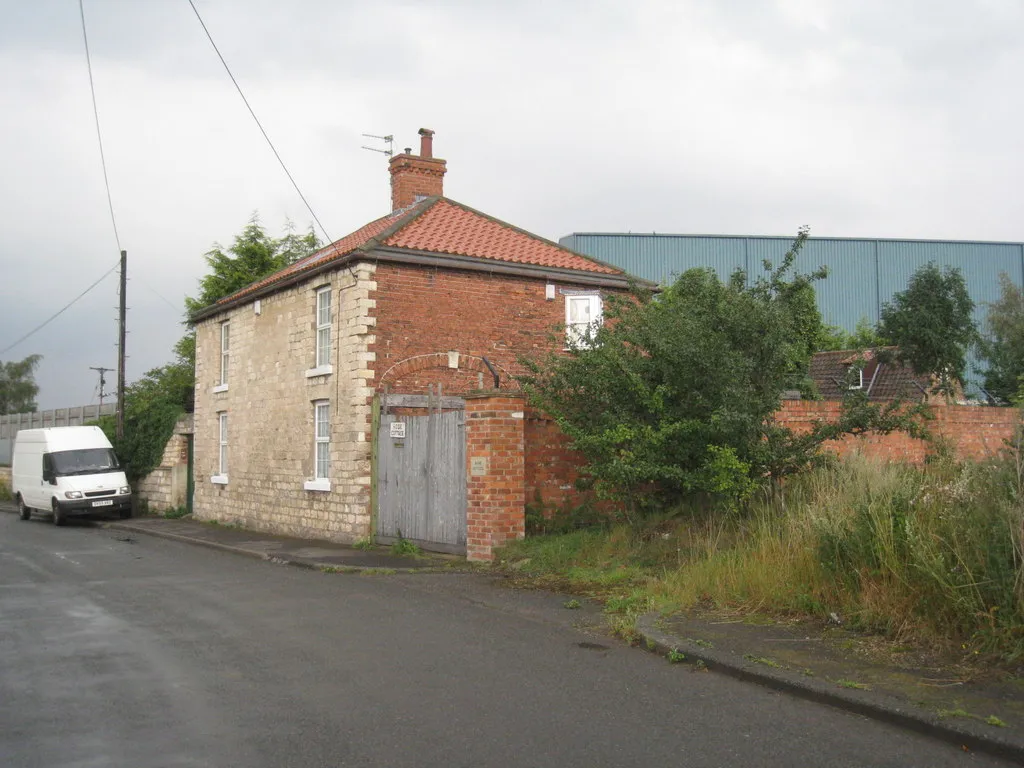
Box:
left=375, top=386, right=467, bottom=554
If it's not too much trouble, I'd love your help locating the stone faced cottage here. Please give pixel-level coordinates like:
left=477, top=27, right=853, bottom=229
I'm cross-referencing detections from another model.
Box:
left=191, top=129, right=633, bottom=560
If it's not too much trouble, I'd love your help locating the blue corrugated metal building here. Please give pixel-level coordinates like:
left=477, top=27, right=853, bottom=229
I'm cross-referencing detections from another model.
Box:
left=559, top=232, right=1024, bottom=392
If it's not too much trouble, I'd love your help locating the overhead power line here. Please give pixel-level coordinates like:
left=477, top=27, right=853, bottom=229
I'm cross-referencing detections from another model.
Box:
left=0, top=262, right=119, bottom=356
left=78, top=0, right=122, bottom=253
left=186, top=0, right=333, bottom=244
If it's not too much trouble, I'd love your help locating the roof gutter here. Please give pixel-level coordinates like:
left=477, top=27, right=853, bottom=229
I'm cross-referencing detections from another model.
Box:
left=191, top=246, right=649, bottom=323
left=190, top=250, right=361, bottom=322
left=367, top=247, right=648, bottom=290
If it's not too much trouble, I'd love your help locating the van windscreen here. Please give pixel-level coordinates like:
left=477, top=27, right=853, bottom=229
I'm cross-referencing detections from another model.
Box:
left=49, top=448, right=120, bottom=476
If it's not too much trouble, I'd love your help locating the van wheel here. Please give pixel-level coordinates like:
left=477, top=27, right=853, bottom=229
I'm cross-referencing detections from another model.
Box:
left=17, top=495, right=31, bottom=521
left=51, top=500, right=66, bottom=527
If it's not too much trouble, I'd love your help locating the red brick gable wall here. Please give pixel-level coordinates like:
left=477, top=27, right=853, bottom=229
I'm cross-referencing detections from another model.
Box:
left=369, top=262, right=612, bottom=394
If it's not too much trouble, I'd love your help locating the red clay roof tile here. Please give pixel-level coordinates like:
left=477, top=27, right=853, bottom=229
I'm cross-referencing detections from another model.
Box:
left=215, top=211, right=405, bottom=304
left=213, top=197, right=622, bottom=309
left=383, top=198, right=622, bottom=274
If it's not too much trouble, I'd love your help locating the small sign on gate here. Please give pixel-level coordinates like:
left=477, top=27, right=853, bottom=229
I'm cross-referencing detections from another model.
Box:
left=390, top=422, right=407, bottom=439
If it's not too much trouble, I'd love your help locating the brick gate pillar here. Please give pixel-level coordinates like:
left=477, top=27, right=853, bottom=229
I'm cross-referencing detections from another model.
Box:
left=464, top=394, right=526, bottom=562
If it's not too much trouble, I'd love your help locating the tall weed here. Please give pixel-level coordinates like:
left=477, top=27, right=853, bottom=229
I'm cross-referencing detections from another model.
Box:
left=656, top=455, right=1024, bottom=659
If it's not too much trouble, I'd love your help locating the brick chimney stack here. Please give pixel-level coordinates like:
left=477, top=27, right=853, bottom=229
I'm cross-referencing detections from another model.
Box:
left=389, top=128, right=447, bottom=211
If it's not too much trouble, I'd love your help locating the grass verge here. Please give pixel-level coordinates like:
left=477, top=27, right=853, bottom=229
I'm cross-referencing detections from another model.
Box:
left=497, top=454, right=1024, bottom=664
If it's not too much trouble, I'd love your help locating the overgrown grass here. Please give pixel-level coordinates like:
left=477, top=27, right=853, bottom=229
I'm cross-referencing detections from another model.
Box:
left=499, top=453, right=1024, bottom=662
left=0, top=477, right=12, bottom=502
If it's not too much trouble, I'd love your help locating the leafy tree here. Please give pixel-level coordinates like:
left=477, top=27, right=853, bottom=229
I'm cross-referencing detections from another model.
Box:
left=0, top=354, right=42, bottom=414
left=978, top=273, right=1024, bottom=403
left=877, top=262, right=976, bottom=395
left=185, top=214, right=320, bottom=315
left=816, top=317, right=884, bottom=352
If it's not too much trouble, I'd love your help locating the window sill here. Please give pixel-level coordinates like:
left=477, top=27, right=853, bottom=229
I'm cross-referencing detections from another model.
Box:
left=211, top=475, right=229, bottom=485
left=304, top=479, right=331, bottom=492
left=305, top=365, right=333, bottom=379
left=212, top=384, right=229, bottom=393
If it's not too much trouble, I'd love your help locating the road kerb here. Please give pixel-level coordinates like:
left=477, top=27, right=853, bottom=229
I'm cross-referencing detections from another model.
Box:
left=102, top=521, right=450, bottom=574
left=636, top=613, right=1024, bottom=764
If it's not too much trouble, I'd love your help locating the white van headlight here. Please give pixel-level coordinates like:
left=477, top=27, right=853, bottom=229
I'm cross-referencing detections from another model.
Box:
left=64, top=491, right=83, bottom=499
left=119, top=486, right=131, bottom=495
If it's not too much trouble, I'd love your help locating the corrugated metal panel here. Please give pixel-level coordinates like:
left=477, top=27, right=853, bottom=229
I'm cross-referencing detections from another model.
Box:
left=561, top=233, right=1024, bottom=391
left=745, top=238, right=879, bottom=329
left=562, top=233, right=1024, bottom=323
left=562, top=234, right=746, bottom=285
left=876, top=240, right=1023, bottom=322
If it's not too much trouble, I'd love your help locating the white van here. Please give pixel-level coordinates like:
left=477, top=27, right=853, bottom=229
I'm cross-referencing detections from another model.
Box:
left=12, top=426, right=132, bottom=525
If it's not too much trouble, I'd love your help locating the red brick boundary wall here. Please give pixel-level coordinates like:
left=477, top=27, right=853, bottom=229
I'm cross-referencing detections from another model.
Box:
left=465, top=394, right=526, bottom=562
left=525, top=409, right=586, bottom=509
left=463, top=398, right=1017, bottom=561
left=776, top=402, right=1018, bottom=462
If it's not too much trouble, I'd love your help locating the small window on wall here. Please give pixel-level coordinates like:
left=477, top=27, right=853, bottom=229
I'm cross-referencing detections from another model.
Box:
left=219, top=321, right=230, bottom=387
left=212, top=412, right=228, bottom=484
left=304, top=401, right=331, bottom=491
left=314, top=401, right=330, bottom=479
left=316, top=287, right=332, bottom=368
left=848, top=367, right=864, bottom=390
left=565, top=294, right=603, bottom=348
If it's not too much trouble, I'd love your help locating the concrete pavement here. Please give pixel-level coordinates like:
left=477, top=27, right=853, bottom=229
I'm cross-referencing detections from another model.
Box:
left=1, top=509, right=1015, bottom=767
left=102, top=514, right=455, bottom=572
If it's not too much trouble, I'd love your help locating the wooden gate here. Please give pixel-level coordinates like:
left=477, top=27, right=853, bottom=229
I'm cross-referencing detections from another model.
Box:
left=375, top=388, right=467, bottom=554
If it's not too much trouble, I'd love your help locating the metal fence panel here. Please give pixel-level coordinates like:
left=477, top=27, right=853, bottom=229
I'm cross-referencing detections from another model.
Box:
left=0, top=403, right=116, bottom=464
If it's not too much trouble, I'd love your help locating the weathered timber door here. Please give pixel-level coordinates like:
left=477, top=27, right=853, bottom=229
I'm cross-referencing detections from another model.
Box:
left=375, top=389, right=467, bottom=554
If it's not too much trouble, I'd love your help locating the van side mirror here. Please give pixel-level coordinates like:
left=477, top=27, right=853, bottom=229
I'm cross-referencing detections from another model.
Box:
left=42, top=471, right=55, bottom=484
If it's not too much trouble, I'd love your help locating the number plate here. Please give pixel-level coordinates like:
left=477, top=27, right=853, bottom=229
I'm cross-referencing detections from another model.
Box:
left=92, top=499, right=114, bottom=507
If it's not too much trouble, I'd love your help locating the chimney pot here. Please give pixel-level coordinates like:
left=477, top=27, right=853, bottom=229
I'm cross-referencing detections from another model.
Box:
left=418, top=127, right=435, bottom=159
left=404, top=147, right=412, bottom=155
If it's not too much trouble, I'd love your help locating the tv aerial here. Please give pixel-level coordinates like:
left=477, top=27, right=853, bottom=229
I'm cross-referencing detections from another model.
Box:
left=361, top=133, right=394, bottom=157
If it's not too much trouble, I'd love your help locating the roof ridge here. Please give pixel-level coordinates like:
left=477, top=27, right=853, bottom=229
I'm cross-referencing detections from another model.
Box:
left=435, top=197, right=626, bottom=275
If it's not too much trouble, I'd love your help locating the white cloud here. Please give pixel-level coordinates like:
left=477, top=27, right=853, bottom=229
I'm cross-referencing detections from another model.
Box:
left=1, top=0, right=1022, bottom=407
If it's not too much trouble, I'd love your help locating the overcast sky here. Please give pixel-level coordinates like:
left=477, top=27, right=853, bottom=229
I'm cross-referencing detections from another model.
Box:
left=2, top=0, right=1023, bottom=409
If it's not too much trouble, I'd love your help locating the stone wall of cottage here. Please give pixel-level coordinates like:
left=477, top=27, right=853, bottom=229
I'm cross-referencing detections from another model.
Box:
left=135, top=414, right=193, bottom=512
left=192, top=263, right=377, bottom=542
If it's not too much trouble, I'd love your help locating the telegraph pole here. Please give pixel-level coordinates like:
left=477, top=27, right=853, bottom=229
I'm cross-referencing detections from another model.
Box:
left=89, top=366, right=114, bottom=410
left=116, top=249, right=126, bottom=440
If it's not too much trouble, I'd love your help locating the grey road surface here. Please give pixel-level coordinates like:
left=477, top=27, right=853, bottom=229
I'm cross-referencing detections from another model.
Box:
left=0, top=513, right=1008, bottom=768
